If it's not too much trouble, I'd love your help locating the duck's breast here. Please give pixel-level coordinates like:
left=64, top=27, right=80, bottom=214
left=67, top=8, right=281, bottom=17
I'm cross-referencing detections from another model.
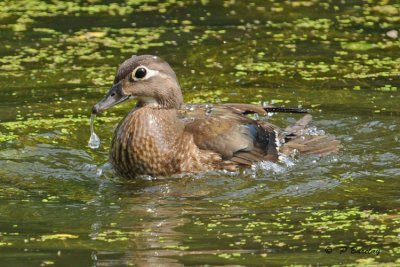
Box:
left=110, top=108, right=184, bottom=177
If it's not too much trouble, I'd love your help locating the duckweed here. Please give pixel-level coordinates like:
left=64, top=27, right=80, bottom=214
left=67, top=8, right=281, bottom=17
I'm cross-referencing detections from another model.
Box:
left=0, top=0, right=399, bottom=266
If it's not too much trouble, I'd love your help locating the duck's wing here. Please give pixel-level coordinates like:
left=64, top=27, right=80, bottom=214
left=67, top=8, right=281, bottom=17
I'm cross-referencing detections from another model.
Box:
left=178, top=104, right=280, bottom=165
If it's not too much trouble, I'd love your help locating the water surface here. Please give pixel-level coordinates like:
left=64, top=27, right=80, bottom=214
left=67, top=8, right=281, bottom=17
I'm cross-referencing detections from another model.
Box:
left=0, top=0, right=399, bottom=266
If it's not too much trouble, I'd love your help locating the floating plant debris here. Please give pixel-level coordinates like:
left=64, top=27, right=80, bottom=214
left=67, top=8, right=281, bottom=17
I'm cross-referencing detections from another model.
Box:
left=0, top=0, right=399, bottom=266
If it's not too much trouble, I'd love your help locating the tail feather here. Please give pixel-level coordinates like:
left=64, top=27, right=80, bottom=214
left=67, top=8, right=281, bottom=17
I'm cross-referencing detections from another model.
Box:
left=281, top=115, right=340, bottom=157
left=284, top=114, right=313, bottom=135
left=281, top=136, right=340, bottom=156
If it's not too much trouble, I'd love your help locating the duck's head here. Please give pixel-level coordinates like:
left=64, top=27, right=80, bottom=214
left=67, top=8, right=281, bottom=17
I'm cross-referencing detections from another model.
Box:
left=92, top=55, right=183, bottom=114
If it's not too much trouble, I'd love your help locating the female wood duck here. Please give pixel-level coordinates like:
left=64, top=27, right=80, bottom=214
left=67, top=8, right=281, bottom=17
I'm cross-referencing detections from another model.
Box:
left=92, top=55, right=339, bottom=179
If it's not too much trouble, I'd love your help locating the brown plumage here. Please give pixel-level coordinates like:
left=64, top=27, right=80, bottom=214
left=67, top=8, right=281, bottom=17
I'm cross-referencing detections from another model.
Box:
left=92, top=55, right=339, bottom=179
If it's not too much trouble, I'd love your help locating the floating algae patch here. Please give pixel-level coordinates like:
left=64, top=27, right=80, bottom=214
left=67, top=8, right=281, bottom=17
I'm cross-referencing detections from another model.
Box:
left=341, top=41, right=376, bottom=51
left=0, top=116, right=119, bottom=132
left=40, top=234, right=79, bottom=242
left=0, top=0, right=183, bottom=31
left=176, top=204, right=400, bottom=261
left=0, top=0, right=399, bottom=265
left=233, top=53, right=400, bottom=82
left=234, top=60, right=338, bottom=80
left=0, top=132, right=18, bottom=143
left=0, top=0, right=186, bottom=72
left=0, top=116, right=119, bottom=147
left=92, top=229, right=139, bottom=243
left=0, top=24, right=168, bottom=72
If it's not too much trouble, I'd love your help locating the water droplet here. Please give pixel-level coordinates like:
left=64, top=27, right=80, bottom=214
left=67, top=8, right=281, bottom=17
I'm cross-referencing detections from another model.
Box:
left=96, top=168, right=103, bottom=177
left=88, top=114, right=100, bottom=149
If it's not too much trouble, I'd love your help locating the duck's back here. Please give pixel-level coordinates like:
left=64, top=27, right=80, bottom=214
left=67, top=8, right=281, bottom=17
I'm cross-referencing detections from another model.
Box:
left=179, top=104, right=281, bottom=165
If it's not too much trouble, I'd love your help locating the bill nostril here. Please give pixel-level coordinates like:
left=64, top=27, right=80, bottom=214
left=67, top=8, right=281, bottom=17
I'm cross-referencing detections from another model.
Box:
left=111, top=93, right=116, bottom=97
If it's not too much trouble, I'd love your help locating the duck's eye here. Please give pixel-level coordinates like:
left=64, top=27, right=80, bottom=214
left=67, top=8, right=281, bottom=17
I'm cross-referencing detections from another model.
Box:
left=134, top=67, right=147, bottom=79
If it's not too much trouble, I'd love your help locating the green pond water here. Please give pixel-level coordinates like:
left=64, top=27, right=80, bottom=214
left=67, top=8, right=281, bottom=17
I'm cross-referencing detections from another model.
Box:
left=0, top=0, right=399, bottom=266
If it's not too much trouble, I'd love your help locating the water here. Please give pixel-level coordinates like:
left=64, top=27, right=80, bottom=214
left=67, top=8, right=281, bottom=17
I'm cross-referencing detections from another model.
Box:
left=0, top=0, right=399, bottom=266
left=88, top=114, right=100, bottom=149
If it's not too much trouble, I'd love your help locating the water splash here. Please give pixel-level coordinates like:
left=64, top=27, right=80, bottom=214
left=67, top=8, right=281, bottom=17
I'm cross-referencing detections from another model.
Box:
left=88, top=113, right=100, bottom=149
left=278, top=154, right=296, bottom=167
left=253, top=161, right=286, bottom=174
left=244, top=153, right=297, bottom=178
left=301, top=126, right=325, bottom=136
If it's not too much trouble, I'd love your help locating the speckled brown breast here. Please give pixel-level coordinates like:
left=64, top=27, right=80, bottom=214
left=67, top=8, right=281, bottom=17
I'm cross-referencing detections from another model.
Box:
left=110, top=107, right=215, bottom=178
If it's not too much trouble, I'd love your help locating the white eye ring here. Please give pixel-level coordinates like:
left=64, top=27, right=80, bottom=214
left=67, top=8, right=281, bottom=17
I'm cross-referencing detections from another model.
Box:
left=131, top=66, right=159, bottom=81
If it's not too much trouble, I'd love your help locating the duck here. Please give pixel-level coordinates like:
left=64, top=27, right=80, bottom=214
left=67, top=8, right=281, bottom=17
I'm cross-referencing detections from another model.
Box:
left=92, top=55, right=339, bottom=179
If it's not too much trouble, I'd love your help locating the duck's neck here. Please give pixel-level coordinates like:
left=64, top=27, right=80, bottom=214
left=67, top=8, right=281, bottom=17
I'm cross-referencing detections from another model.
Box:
left=136, top=97, right=160, bottom=108
left=136, top=93, right=183, bottom=109
left=120, top=106, right=183, bottom=143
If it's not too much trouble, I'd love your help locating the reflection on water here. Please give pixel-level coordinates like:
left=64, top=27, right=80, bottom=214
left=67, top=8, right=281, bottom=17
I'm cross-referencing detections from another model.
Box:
left=0, top=0, right=399, bottom=265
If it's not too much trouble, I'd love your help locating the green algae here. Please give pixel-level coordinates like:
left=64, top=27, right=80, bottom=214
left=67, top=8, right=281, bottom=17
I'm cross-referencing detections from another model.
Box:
left=0, top=0, right=399, bottom=266
left=0, top=0, right=181, bottom=31
left=41, top=234, right=79, bottom=242
left=0, top=26, right=167, bottom=73
left=0, top=115, right=120, bottom=147
left=93, top=229, right=137, bottom=242
left=0, top=0, right=398, bottom=94
left=178, top=205, right=400, bottom=259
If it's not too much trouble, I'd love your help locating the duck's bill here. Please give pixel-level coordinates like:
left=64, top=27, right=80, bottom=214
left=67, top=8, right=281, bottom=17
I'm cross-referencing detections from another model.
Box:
left=92, top=83, right=131, bottom=114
